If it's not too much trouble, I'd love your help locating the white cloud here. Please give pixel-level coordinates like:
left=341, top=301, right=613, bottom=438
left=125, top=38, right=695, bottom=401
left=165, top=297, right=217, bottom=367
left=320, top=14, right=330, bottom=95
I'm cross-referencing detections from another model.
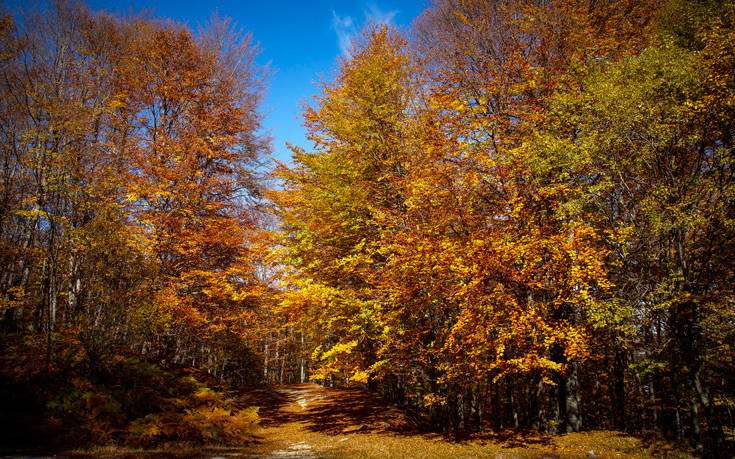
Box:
left=332, top=10, right=357, bottom=56
left=331, top=2, right=400, bottom=57
left=365, top=3, right=398, bottom=26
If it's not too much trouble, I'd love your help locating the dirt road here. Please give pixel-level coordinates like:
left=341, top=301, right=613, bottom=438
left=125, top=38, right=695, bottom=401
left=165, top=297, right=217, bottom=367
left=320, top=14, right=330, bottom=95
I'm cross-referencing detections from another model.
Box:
left=234, top=384, right=659, bottom=459
left=60, top=383, right=685, bottom=458
left=240, top=383, right=410, bottom=458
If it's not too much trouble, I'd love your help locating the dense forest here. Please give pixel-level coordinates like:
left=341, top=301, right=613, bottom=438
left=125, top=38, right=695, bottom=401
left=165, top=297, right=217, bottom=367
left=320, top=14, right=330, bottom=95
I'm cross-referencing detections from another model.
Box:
left=0, top=0, right=734, bottom=457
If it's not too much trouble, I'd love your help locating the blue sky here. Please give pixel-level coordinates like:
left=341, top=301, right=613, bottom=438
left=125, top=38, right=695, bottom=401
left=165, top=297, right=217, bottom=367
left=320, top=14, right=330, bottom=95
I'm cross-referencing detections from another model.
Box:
left=81, top=0, right=429, bottom=167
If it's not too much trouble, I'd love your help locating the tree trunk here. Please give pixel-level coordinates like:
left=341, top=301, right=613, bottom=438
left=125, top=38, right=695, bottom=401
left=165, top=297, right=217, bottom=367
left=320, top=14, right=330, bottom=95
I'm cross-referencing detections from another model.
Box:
left=274, top=329, right=281, bottom=384
left=690, top=361, right=724, bottom=455
left=531, top=376, right=546, bottom=431
left=612, top=345, right=627, bottom=430
left=565, top=359, right=581, bottom=432
left=300, top=331, right=306, bottom=383
left=507, top=383, right=519, bottom=429
left=674, top=299, right=725, bottom=454
left=263, top=338, right=269, bottom=382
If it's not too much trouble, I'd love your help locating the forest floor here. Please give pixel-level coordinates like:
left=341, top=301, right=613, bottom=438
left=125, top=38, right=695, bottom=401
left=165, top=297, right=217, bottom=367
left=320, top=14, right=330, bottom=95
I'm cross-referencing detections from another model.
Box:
left=63, top=383, right=692, bottom=458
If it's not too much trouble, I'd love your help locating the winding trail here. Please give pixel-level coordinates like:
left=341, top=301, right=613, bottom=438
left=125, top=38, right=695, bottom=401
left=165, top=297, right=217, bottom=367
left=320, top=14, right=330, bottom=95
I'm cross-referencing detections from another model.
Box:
left=228, top=384, right=665, bottom=459
left=6, top=383, right=679, bottom=458
left=239, top=383, right=408, bottom=458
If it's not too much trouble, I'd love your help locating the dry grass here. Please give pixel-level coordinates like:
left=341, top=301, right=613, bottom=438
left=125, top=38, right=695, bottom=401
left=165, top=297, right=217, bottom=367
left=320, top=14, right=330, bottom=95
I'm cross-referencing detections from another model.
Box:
left=253, top=427, right=693, bottom=458
left=67, top=384, right=694, bottom=458
left=243, top=384, right=693, bottom=458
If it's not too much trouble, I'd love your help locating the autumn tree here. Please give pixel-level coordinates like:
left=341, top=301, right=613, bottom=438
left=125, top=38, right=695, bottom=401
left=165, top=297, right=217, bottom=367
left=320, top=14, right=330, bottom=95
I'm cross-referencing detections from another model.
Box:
left=111, top=15, right=269, bottom=370
left=271, top=2, right=731, bottom=451
left=274, top=26, right=415, bottom=387
left=0, top=0, right=270, bottom=382
left=526, top=0, right=735, bottom=451
left=275, top=3, right=631, bottom=432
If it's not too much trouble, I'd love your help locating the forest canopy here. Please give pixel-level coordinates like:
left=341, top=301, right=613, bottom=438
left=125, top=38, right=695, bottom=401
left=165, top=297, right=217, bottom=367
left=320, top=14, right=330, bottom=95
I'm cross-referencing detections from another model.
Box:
left=272, top=0, right=735, bottom=455
left=0, top=0, right=269, bottom=447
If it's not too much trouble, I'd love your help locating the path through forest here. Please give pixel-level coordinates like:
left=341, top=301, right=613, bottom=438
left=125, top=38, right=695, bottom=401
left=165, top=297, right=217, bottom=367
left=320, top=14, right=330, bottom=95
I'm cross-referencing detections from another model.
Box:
left=56, top=383, right=687, bottom=458
left=240, top=383, right=411, bottom=458
left=233, top=384, right=665, bottom=459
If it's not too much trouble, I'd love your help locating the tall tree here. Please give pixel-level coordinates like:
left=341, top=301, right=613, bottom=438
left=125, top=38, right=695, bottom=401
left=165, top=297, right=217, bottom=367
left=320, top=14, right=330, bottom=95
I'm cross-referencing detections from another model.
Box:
left=0, top=0, right=270, bottom=381
left=526, top=0, right=735, bottom=450
left=274, top=26, right=414, bottom=386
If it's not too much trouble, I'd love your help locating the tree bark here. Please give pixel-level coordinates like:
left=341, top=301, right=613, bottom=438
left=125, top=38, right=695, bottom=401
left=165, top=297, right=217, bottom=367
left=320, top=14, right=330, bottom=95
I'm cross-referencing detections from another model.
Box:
left=564, top=359, right=581, bottom=433
left=299, top=330, right=306, bottom=383
left=612, top=345, right=627, bottom=430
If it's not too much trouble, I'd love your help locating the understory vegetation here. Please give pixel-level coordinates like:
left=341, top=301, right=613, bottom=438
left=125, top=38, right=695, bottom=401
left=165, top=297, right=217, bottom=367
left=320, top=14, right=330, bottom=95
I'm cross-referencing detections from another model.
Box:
left=0, top=336, right=259, bottom=449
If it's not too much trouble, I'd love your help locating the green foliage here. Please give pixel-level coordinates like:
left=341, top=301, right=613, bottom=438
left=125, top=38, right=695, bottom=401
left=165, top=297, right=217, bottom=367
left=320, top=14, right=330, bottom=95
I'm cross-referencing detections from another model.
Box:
left=629, top=358, right=668, bottom=377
